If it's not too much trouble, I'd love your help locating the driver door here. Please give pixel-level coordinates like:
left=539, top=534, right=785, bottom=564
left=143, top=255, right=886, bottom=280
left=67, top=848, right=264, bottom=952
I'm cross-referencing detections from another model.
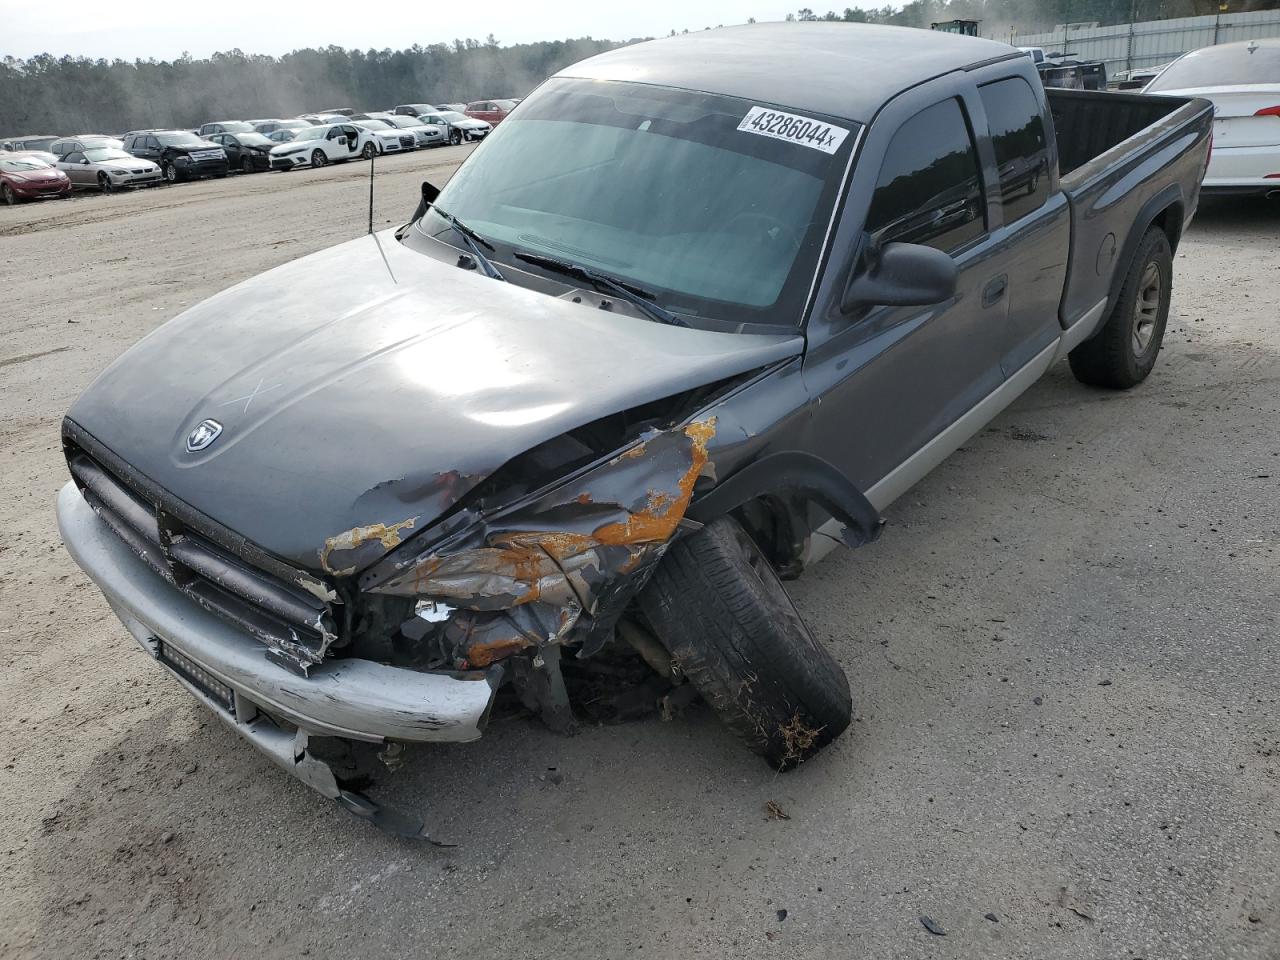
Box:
left=324, top=126, right=346, bottom=160
left=60, top=151, right=89, bottom=187
left=803, top=94, right=1011, bottom=500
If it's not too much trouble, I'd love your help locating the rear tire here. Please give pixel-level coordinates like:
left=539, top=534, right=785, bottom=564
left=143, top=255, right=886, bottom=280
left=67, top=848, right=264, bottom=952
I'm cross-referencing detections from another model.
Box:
left=1069, top=226, right=1172, bottom=389
left=637, top=516, right=852, bottom=770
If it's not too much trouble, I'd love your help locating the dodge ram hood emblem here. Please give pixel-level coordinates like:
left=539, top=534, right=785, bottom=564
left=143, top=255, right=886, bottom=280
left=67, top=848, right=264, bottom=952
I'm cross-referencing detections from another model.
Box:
left=186, top=419, right=223, bottom=452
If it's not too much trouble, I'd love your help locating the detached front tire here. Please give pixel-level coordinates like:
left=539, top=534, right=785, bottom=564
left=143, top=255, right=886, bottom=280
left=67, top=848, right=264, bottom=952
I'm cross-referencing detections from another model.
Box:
left=638, top=515, right=852, bottom=770
left=1069, top=226, right=1172, bottom=389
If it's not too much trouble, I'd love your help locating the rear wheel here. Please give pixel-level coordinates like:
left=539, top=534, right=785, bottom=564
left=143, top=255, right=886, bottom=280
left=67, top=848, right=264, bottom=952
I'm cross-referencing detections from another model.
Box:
left=311, top=149, right=328, bottom=168
left=637, top=516, right=852, bottom=770
left=1069, top=226, right=1173, bottom=389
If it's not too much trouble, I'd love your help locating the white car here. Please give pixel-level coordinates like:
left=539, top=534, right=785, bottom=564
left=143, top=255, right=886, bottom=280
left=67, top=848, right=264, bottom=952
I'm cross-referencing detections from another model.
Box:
left=268, top=122, right=374, bottom=171
left=1145, top=38, right=1280, bottom=198
left=416, top=110, right=492, bottom=145
left=351, top=119, right=419, bottom=154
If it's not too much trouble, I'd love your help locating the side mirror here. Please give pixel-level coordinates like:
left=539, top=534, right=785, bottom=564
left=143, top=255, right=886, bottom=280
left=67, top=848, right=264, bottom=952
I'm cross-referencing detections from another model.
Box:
left=411, top=179, right=441, bottom=222
left=841, top=241, right=959, bottom=312
left=80, top=158, right=90, bottom=165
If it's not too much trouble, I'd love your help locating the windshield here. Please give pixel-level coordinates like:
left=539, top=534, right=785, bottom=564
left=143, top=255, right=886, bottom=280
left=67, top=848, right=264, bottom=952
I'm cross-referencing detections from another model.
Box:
left=1147, top=42, right=1280, bottom=90
left=216, top=121, right=254, bottom=133
left=85, top=148, right=131, bottom=162
left=438, top=111, right=469, bottom=123
left=403, top=78, right=857, bottom=329
left=157, top=132, right=203, bottom=146
left=238, top=133, right=273, bottom=147
left=356, top=119, right=392, bottom=130
left=291, top=126, right=330, bottom=142
left=387, top=116, right=419, bottom=128
left=0, top=157, right=51, bottom=171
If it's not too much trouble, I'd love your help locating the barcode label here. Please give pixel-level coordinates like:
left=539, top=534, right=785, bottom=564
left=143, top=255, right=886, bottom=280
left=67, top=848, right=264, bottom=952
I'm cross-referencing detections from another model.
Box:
left=737, top=106, right=850, bottom=154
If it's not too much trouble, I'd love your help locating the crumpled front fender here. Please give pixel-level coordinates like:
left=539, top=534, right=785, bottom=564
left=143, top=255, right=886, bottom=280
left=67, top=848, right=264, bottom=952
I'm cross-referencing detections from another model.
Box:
left=356, top=416, right=717, bottom=667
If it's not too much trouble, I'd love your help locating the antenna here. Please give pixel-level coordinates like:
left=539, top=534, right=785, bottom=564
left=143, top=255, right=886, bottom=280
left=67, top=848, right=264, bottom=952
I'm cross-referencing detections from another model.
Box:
left=367, top=140, right=375, bottom=235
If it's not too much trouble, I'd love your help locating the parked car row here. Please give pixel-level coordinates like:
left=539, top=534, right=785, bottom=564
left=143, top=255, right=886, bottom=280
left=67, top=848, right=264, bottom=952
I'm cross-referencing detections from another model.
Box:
left=0, top=97, right=521, bottom=203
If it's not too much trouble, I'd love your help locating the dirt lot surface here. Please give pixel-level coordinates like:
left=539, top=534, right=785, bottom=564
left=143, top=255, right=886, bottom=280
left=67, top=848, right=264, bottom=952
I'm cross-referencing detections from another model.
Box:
left=1, top=150, right=1277, bottom=960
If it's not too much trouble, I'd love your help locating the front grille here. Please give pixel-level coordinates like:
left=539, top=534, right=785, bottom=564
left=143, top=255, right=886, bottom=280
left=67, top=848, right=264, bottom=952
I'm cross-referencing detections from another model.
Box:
left=399, top=135, right=414, bottom=149
left=64, top=430, right=340, bottom=675
left=189, top=150, right=223, bottom=161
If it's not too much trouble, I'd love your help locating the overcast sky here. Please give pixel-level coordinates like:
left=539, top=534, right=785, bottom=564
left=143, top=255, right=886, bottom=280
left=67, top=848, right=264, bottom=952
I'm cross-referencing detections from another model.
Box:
left=1, top=1, right=797, bottom=61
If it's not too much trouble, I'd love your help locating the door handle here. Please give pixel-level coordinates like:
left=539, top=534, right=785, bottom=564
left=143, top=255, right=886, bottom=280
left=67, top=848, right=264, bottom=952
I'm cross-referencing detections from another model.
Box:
left=982, top=274, right=1008, bottom=308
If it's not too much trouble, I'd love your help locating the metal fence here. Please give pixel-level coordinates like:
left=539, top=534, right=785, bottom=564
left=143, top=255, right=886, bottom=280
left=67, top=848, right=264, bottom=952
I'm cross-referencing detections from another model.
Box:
left=1003, top=9, right=1280, bottom=74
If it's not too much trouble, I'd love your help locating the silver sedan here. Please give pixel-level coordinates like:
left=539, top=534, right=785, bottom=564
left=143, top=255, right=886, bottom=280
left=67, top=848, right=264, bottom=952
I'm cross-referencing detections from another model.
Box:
left=57, top=146, right=162, bottom=193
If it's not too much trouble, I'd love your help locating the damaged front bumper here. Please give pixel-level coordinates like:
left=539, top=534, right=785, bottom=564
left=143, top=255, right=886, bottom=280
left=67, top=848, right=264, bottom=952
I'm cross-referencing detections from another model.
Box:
left=56, top=481, right=499, bottom=834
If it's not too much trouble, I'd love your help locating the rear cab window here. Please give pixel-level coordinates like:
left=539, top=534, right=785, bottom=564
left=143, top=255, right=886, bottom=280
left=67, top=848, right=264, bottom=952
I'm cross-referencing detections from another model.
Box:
left=865, top=98, right=986, bottom=252
left=978, top=77, right=1051, bottom=223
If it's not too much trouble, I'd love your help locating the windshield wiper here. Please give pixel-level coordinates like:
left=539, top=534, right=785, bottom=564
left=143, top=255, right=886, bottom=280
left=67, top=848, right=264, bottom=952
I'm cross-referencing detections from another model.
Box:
left=433, top=207, right=505, bottom=281
left=514, top=251, right=688, bottom=327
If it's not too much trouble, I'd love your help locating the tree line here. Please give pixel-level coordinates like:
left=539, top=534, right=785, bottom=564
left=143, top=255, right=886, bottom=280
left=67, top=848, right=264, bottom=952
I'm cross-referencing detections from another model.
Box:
left=0, top=37, right=627, bottom=137
left=5, top=0, right=1278, bottom=137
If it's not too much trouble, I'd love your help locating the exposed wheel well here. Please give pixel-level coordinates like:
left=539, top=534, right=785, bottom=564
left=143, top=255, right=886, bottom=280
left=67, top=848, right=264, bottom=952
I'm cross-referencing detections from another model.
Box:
left=1149, top=201, right=1184, bottom=254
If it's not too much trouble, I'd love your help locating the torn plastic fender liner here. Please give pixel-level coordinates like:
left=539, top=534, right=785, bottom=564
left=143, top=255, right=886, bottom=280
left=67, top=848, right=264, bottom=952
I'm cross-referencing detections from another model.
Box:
left=359, top=418, right=717, bottom=664
left=686, top=450, right=884, bottom=549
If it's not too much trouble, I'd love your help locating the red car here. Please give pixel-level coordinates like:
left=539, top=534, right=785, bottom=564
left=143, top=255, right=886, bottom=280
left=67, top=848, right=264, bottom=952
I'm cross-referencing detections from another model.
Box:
left=464, top=98, right=518, bottom=126
left=1, top=153, right=72, bottom=204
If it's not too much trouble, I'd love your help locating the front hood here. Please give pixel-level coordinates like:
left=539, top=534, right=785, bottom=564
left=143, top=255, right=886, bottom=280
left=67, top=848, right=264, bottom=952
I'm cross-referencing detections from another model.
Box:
left=15, top=169, right=65, bottom=181
left=100, top=158, right=150, bottom=171
left=68, top=231, right=801, bottom=574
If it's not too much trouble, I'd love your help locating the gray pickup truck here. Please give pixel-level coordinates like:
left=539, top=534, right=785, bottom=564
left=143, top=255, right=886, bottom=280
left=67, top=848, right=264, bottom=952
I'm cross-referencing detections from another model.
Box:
left=57, top=24, right=1211, bottom=834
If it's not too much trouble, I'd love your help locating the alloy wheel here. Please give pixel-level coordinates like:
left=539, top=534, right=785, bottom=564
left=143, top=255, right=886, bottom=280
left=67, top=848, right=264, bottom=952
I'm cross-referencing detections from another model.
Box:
left=1132, top=262, right=1162, bottom=355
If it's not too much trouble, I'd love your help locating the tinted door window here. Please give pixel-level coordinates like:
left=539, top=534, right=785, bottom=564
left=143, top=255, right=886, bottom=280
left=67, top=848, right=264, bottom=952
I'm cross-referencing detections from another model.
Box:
left=865, top=98, right=985, bottom=253
left=65, top=152, right=85, bottom=163
left=979, top=77, right=1050, bottom=223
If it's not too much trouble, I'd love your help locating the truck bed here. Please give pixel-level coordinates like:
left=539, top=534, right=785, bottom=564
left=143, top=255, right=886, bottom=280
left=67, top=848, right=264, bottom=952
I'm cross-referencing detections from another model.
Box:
left=1048, top=88, right=1213, bottom=331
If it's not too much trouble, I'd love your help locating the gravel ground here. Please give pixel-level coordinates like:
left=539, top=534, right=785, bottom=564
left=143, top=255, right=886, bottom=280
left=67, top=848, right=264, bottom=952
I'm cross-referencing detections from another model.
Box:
left=0, top=152, right=1277, bottom=960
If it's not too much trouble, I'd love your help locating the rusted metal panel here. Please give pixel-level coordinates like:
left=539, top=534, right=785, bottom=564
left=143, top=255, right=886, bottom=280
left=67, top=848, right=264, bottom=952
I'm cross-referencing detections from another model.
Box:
left=360, top=417, right=718, bottom=672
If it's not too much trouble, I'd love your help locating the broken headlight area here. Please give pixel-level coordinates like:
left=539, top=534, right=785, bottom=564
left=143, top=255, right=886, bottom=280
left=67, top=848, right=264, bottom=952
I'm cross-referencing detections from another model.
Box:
left=347, top=417, right=718, bottom=727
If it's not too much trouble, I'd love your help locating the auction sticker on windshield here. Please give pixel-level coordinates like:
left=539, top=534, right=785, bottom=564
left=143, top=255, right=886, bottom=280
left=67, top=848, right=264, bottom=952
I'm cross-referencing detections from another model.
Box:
left=737, top=106, right=850, bottom=155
